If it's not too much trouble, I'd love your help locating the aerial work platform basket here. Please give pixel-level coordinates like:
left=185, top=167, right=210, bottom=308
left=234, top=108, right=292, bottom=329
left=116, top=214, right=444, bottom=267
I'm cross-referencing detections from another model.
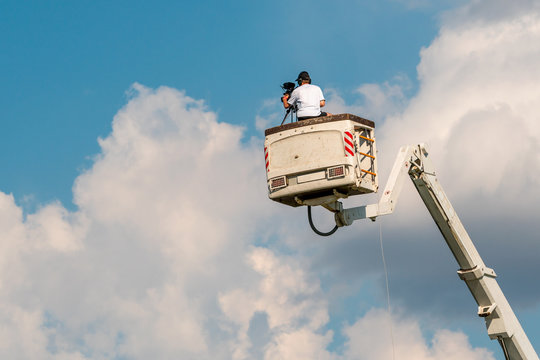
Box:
left=264, top=113, right=378, bottom=207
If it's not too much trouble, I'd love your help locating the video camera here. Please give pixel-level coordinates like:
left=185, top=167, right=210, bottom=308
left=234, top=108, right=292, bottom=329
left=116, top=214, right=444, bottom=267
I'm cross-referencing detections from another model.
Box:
left=280, top=82, right=296, bottom=101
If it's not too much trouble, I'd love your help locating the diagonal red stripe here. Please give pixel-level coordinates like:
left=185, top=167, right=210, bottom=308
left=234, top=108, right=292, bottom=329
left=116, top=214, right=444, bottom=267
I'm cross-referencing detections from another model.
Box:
left=344, top=137, right=354, bottom=148
left=345, top=147, right=354, bottom=157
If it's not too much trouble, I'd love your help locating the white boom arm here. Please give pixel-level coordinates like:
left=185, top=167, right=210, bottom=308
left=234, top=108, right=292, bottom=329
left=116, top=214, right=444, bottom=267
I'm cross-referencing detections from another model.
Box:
left=334, top=144, right=538, bottom=360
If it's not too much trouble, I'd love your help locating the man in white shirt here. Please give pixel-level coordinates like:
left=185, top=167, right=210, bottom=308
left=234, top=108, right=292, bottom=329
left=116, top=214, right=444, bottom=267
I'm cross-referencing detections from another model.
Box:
left=282, top=71, right=331, bottom=120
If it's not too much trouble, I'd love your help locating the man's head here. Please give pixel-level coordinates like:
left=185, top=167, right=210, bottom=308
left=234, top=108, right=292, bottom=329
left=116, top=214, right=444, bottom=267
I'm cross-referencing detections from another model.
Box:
left=296, top=71, right=311, bottom=85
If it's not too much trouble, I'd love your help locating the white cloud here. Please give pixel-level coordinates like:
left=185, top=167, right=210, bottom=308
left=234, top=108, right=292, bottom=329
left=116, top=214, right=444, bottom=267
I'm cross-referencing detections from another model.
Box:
left=256, top=98, right=281, bottom=132
left=319, top=2, right=540, bottom=213
left=343, top=309, right=495, bottom=360
left=219, top=247, right=332, bottom=359
left=0, top=84, right=276, bottom=359
left=310, top=0, right=540, bottom=345
left=0, top=82, right=496, bottom=359
left=325, top=74, right=411, bottom=121
left=442, top=0, right=540, bottom=28
left=7, top=2, right=540, bottom=356
left=377, top=5, right=540, bottom=208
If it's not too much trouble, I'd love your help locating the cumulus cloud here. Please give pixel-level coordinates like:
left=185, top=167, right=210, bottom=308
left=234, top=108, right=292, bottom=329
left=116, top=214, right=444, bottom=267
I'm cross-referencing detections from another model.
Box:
left=313, top=0, right=540, bottom=340
left=220, top=247, right=332, bottom=359
left=371, top=4, right=540, bottom=316
left=343, top=309, right=494, bottom=360
left=0, top=82, right=495, bottom=358
left=5, top=2, right=540, bottom=357
left=256, top=99, right=282, bottom=132
left=325, top=74, right=412, bottom=121
left=378, top=2, right=540, bottom=207
left=0, top=84, right=274, bottom=359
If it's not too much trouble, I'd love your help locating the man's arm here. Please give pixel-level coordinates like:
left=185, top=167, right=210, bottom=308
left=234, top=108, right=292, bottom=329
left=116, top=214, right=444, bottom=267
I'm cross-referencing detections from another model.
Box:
left=318, top=86, right=326, bottom=108
left=282, top=94, right=290, bottom=108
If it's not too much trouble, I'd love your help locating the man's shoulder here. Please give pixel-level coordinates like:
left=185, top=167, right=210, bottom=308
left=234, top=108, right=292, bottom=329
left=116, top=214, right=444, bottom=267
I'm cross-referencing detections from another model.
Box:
left=295, top=84, right=321, bottom=92
left=306, top=84, right=323, bottom=94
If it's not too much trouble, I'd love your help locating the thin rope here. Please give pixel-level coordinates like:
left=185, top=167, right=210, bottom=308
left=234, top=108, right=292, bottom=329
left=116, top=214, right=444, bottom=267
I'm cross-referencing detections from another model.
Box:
left=379, top=220, right=396, bottom=360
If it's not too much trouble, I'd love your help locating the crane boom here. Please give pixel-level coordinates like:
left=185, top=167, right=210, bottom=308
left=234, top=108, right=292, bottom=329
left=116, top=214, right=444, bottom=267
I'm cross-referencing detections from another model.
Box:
left=335, top=144, right=538, bottom=360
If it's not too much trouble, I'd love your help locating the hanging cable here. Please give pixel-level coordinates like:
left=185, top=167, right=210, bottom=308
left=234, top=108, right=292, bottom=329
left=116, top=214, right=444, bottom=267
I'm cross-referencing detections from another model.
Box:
left=379, top=220, right=396, bottom=360
left=307, top=206, right=338, bottom=236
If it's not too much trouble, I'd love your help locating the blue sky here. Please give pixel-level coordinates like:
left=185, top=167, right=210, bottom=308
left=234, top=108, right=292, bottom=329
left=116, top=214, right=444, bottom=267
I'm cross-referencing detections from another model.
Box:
left=0, top=0, right=449, bottom=210
left=1, top=1, right=540, bottom=359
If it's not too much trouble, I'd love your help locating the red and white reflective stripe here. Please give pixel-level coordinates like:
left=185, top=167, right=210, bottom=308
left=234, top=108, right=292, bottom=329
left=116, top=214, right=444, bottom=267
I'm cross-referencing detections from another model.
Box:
left=344, top=131, right=354, bottom=157
left=264, top=146, right=269, bottom=172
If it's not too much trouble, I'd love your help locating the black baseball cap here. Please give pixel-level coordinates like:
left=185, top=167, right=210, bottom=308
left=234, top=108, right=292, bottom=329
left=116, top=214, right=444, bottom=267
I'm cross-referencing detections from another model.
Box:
left=296, top=71, right=311, bottom=81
